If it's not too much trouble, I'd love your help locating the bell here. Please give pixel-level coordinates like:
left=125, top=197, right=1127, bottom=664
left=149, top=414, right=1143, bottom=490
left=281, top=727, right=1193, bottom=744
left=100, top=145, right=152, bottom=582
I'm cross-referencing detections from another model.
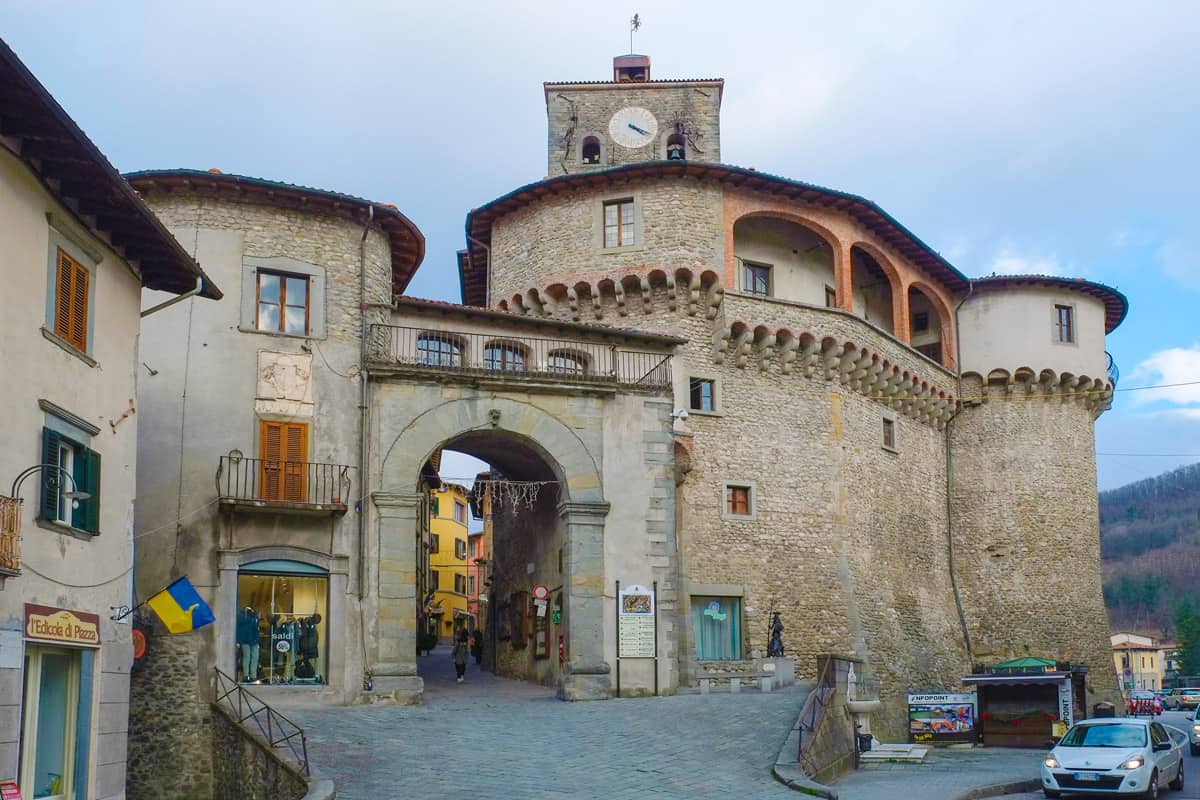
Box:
left=667, top=143, right=685, bottom=161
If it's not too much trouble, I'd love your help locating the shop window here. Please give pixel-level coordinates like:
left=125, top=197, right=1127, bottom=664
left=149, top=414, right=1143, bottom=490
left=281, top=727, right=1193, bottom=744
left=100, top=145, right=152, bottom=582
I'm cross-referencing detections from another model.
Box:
left=20, top=646, right=90, bottom=800
left=257, top=271, right=310, bottom=335
left=690, top=378, right=715, bottom=412
left=39, top=426, right=100, bottom=534
left=691, top=596, right=742, bottom=661
left=417, top=333, right=462, bottom=367
left=236, top=562, right=328, bottom=685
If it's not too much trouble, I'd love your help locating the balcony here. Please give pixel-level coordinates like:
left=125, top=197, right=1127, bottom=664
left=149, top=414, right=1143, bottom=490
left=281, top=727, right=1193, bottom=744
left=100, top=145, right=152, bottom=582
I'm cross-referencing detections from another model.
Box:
left=367, top=324, right=672, bottom=389
left=217, top=456, right=352, bottom=516
left=1107, top=351, right=1119, bottom=388
left=1, top=495, right=19, bottom=575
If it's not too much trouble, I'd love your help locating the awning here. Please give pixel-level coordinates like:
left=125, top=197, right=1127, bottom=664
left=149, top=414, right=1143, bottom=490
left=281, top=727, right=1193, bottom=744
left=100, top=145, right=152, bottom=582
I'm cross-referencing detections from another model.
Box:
left=963, top=673, right=1069, bottom=686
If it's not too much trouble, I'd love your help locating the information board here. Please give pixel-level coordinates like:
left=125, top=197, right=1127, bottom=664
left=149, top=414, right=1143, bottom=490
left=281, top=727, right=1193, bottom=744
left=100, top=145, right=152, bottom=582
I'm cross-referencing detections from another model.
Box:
left=618, top=585, right=656, bottom=658
left=907, top=692, right=977, bottom=744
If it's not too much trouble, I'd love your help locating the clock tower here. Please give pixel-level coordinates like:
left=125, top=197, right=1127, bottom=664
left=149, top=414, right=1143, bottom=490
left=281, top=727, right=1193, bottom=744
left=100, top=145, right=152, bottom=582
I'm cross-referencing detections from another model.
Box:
left=544, top=54, right=724, bottom=177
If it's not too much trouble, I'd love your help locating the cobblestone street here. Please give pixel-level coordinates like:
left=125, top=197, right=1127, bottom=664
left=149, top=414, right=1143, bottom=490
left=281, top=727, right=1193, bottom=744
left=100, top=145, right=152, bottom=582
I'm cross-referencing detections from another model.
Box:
left=293, top=649, right=809, bottom=799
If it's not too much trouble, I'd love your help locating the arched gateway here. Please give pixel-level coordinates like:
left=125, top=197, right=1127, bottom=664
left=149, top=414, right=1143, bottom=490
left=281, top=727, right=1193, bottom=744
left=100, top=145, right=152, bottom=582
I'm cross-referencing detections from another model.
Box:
left=364, top=300, right=682, bottom=701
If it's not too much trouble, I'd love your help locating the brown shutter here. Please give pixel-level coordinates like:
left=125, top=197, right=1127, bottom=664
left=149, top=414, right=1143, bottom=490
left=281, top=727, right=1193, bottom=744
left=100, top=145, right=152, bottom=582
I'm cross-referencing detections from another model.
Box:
left=283, top=423, right=307, bottom=502
left=55, top=249, right=73, bottom=341
left=259, top=420, right=283, bottom=500
left=259, top=420, right=308, bottom=502
left=54, top=249, right=89, bottom=351
left=71, top=260, right=89, bottom=350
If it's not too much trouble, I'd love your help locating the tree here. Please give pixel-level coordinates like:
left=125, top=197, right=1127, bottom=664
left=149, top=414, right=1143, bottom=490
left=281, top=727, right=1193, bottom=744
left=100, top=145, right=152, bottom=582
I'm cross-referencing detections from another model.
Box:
left=1174, top=601, right=1200, bottom=676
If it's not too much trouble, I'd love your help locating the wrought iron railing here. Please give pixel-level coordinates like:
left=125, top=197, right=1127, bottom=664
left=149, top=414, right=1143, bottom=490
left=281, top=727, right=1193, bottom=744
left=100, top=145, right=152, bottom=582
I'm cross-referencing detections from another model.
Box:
left=0, top=495, right=20, bottom=572
left=214, top=667, right=309, bottom=776
left=367, top=324, right=672, bottom=388
left=217, top=456, right=353, bottom=508
left=1107, top=351, right=1119, bottom=388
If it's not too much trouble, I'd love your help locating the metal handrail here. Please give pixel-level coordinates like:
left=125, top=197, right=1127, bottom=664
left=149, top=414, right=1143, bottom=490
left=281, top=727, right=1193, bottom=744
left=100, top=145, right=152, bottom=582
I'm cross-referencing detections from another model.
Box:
left=213, top=667, right=310, bottom=776
left=217, top=456, right=353, bottom=507
left=797, top=658, right=837, bottom=776
left=367, top=324, right=672, bottom=389
left=1107, top=351, right=1119, bottom=388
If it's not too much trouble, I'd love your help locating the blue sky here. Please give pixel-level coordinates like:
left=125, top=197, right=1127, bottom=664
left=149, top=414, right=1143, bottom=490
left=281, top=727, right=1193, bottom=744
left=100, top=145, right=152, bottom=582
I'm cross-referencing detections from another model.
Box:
left=8, top=1, right=1199, bottom=490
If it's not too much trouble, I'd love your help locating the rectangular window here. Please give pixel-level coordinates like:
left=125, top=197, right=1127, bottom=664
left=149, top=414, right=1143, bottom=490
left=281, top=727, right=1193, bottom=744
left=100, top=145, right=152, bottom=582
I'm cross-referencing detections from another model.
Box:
left=691, top=596, right=742, bottom=661
left=430, top=569, right=440, bottom=590
left=257, top=272, right=310, bottom=335
left=455, top=574, right=467, bottom=594
left=20, top=645, right=85, bottom=800
left=1055, top=304, right=1074, bottom=343
left=743, top=262, right=770, bottom=296
left=726, top=485, right=752, bottom=517
left=454, top=501, right=466, bottom=524
left=689, top=378, right=715, bottom=412
left=455, top=538, right=467, bottom=559
left=468, top=575, right=476, bottom=595
left=882, top=418, right=896, bottom=450
left=53, top=248, right=89, bottom=352
left=912, top=312, right=929, bottom=332
left=603, top=199, right=635, bottom=248
left=258, top=420, right=308, bottom=502
left=825, top=286, right=837, bottom=308
left=39, top=427, right=100, bottom=533
left=430, top=534, right=440, bottom=554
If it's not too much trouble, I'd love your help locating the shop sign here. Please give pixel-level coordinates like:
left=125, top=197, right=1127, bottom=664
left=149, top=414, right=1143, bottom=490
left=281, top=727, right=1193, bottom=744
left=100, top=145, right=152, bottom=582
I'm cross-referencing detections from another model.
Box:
left=907, top=692, right=976, bottom=744
left=618, top=585, right=655, bottom=658
left=24, top=604, right=100, bottom=648
left=1058, top=680, right=1074, bottom=727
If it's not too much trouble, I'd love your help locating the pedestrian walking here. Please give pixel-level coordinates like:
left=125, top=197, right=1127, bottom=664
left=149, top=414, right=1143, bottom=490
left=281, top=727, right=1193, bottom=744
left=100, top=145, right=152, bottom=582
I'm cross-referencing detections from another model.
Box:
left=470, top=629, right=483, bottom=665
left=452, top=630, right=469, bottom=683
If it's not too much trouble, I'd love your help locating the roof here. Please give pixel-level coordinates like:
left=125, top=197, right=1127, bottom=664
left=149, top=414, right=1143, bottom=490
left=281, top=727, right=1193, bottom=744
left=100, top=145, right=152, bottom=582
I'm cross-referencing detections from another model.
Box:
left=0, top=39, right=220, bottom=299
left=124, top=169, right=425, bottom=297
left=991, top=656, right=1059, bottom=669
left=970, top=274, right=1128, bottom=333
left=544, top=78, right=724, bottom=89
left=460, top=161, right=971, bottom=306
left=395, top=295, right=686, bottom=346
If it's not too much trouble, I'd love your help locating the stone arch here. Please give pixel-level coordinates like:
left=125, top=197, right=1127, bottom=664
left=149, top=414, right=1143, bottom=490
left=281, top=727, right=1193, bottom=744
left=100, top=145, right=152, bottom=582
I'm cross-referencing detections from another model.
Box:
left=907, top=279, right=957, bottom=367
left=849, top=242, right=903, bottom=336
left=577, top=132, right=606, bottom=166
left=729, top=210, right=842, bottom=299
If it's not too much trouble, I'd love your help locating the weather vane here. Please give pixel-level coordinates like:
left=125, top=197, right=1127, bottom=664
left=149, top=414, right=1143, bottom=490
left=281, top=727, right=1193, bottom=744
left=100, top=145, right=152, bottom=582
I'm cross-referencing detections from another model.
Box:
left=630, top=13, right=641, bottom=54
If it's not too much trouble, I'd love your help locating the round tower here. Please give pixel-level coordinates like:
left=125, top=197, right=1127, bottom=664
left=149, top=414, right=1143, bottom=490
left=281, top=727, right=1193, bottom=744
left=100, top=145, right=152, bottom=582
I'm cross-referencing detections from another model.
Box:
left=951, top=275, right=1126, bottom=706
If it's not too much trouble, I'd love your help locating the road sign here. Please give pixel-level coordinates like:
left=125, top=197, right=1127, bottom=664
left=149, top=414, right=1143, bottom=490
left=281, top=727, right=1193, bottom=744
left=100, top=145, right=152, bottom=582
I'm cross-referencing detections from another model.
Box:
left=532, top=584, right=550, bottom=601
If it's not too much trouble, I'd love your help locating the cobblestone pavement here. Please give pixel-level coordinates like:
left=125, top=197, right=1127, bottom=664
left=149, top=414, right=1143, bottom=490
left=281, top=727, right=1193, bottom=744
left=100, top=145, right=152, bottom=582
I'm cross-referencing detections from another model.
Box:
left=833, top=747, right=1044, bottom=800
left=292, top=648, right=809, bottom=800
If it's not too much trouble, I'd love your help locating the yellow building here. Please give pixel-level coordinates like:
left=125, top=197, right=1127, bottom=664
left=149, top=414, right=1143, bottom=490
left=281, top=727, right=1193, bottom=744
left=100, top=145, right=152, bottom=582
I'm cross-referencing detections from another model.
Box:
left=1111, top=632, right=1169, bottom=690
left=429, top=483, right=471, bottom=643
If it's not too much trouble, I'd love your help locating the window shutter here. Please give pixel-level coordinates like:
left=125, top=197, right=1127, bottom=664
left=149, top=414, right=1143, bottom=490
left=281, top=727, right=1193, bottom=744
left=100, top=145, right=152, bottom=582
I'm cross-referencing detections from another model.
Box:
left=80, top=448, right=101, bottom=533
left=41, top=427, right=62, bottom=520
left=53, top=250, right=89, bottom=351
left=71, top=260, right=89, bottom=351
left=283, top=423, right=307, bottom=502
left=259, top=420, right=283, bottom=500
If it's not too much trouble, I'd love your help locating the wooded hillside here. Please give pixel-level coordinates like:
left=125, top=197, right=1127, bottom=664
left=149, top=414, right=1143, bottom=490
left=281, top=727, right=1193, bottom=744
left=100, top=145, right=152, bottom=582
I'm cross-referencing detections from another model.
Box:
left=1100, top=462, right=1200, bottom=633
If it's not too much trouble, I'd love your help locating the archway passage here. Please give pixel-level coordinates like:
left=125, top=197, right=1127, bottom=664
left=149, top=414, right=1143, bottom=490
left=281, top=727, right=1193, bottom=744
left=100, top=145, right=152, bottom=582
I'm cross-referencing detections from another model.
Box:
left=908, top=285, right=945, bottom=365
left=373, top=395, right=611, bottom=701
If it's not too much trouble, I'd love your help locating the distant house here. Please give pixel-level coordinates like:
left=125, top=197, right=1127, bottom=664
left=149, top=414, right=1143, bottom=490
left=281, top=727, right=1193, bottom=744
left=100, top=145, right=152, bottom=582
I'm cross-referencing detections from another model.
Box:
left=1111, top=632, right=1172, bottom=690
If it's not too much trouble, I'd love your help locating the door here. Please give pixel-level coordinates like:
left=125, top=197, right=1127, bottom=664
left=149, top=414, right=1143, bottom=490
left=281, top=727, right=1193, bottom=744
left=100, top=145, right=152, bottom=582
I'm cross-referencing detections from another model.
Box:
left=259, top=420, right=308, bottom=502
left=1150, top=722, right=1179, bottom=783
left=20, top=647, right=81, bottom=800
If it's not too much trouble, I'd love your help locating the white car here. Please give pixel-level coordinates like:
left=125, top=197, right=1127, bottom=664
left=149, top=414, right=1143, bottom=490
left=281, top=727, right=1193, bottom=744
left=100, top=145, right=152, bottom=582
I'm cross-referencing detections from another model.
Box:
left=1041, top=717, right=1184, bottom=798
left=1190, top=710, right=1200, bottom=756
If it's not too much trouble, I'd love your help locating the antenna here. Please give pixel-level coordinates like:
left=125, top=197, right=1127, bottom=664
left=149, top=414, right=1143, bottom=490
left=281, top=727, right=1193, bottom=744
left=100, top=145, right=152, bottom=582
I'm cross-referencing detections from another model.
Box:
left=630, top=13, right=641, bottom=54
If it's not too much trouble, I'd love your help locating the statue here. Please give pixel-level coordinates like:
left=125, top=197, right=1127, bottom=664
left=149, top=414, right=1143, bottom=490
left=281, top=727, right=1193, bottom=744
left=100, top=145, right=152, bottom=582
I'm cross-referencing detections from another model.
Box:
left=767, top=612, right=784, bottom=657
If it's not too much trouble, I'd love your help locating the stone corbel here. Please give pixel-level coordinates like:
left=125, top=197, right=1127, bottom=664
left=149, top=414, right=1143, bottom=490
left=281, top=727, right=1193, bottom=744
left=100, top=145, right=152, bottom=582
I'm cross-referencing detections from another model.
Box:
left=566, top=286, right=580, bottom=321
left=705, top=287, right=724, bottom=321
left=778, top=337, right=800, bottom=374
left=756, top=332, right=777, bottom=372
left=665, top=275, right=677, bottom=312
left=712, top=327, right=731, bottom=365
left=614, top=282, right=627, bottom=316
left=640, top=276, right=653, bottom=313
left=732, top=327, right=754, bottom=369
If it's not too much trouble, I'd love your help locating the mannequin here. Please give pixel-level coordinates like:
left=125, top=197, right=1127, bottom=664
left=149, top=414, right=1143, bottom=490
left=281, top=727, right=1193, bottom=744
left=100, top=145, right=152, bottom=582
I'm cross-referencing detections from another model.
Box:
left=236, top=605, right=261, bottom=682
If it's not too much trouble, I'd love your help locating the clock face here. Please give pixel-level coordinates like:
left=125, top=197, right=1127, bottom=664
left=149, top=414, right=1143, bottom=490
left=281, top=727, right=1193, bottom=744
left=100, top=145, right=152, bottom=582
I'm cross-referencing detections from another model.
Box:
left=609, top=107, right=658, bottom=149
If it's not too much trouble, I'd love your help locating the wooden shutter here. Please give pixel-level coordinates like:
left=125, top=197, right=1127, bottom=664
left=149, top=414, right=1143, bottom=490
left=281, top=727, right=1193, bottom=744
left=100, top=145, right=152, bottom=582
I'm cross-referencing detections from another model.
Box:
left=73, top=448, right=101, bottom=533
left=41, top=427, right=63, bottom=520
left=54, top=249, right=89, bottom=351
left=259, top=420, right=307, bottom=502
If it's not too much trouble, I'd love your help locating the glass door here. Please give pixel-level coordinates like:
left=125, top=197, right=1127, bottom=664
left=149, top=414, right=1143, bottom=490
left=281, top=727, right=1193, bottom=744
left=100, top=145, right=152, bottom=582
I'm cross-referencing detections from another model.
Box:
left=21, top=646, right=80, bottom=800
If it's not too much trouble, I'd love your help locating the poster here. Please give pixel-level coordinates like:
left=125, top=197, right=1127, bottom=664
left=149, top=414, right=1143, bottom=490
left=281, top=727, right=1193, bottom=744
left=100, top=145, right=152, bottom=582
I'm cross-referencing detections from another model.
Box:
left=618, top=585, right=656, bottom=658
left=907, top=693, right=977, bottom=744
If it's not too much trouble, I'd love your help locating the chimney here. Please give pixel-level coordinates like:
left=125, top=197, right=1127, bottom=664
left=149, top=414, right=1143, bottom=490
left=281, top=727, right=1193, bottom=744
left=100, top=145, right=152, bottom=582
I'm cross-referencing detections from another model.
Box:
left=613, top=54, right=650, bottom=83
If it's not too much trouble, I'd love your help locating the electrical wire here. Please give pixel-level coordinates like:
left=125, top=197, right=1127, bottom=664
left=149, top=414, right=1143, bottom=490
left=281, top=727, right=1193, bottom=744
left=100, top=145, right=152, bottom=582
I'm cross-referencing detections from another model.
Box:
left=1097, top=453, right=1200, bottom=458
left=21, top=561, right=133, bottom=589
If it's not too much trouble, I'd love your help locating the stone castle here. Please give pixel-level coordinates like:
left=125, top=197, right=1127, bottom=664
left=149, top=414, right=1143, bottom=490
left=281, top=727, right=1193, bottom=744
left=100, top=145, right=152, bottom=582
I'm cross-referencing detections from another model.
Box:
left=123, top=53, right=1125, bottom=795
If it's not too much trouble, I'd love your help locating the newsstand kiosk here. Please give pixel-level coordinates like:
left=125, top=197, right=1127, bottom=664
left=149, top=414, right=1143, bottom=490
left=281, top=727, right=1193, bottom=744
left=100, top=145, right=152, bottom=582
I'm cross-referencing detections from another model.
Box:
left=963, top=657, right=1089, bottom=748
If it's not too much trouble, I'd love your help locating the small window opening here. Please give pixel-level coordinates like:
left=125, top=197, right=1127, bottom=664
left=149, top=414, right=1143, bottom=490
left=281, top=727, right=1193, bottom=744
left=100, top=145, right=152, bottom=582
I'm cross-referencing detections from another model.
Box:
left=743, top=262, right=770, bottom=296
left=582, top=136, right=601, bottom=165
left=666, top=132, right=686, bottom=161
left=825, top=286, right=837, bottom=308
left=689, top=378, right=715, bottom=412
left=726, top=485, right=752, bottom=517
left=913, top=312, right=929, bottom=332
left=882, top=418, right=896, bottom=450
left=1055, top=304, right=1074, bottom=343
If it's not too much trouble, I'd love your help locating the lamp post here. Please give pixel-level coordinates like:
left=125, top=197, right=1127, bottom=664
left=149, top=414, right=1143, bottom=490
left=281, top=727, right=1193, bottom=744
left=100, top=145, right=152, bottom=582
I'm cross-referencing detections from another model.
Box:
left=9, top=463, right=91, bottom=506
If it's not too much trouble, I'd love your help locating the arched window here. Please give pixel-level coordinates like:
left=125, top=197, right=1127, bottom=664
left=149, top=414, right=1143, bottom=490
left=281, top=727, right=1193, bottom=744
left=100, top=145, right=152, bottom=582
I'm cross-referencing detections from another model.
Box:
left=581, top=136, right=601, bottom=165
left=484, top=342, right=525, bottom=372
left=417, top=333, right=462, bottom=367
left=547, top=351, right=588, bottom=377
left=666, top=132, right=686, bottom=161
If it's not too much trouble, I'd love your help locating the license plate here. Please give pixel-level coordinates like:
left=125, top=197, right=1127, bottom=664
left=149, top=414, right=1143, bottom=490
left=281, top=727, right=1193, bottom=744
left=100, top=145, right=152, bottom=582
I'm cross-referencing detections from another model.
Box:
left=1073, top=772, right=1101, bottom=782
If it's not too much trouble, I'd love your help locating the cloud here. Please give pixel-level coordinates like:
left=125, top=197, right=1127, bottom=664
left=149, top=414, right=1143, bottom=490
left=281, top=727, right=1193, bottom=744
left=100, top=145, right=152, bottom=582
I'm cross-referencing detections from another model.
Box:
left=987, top=247, right=1072, bottom=277
left=1127, top=344, right=1200, bottom=406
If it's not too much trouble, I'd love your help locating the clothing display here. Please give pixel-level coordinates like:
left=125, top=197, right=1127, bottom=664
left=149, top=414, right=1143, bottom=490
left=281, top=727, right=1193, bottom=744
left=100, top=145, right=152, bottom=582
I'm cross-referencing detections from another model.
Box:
left=236, top=607, right=262, bottom=681
left=237, top=570, right=328, bottom=686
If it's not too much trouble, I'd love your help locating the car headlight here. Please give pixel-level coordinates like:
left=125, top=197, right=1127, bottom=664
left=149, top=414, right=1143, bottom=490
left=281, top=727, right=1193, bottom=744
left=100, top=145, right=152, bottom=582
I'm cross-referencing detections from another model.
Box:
left=1193, top=725, right=1200, bottom=732
left=1044, top=756, right=1060, bottom=768
left=1121, top=757, right=1145, bottom=770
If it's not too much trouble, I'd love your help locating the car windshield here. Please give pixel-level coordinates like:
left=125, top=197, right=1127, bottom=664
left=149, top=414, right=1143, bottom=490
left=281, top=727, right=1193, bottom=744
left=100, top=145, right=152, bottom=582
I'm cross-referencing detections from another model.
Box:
left=1059, top=723, right=1147, bottom=748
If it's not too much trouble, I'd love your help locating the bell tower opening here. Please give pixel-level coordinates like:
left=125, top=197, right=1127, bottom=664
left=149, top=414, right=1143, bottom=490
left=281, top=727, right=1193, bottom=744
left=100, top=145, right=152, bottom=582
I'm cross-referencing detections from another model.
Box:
left=613, top=54, right=650, bottom=82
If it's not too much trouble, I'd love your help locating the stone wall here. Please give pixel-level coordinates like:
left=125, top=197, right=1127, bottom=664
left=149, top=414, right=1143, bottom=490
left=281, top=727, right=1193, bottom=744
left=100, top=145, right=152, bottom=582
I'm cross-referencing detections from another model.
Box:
left=211, top=705, right=309, bottom=800
left=950, top=376, right=1121, bottom=708
left=127, top=629, right=213, bottom=800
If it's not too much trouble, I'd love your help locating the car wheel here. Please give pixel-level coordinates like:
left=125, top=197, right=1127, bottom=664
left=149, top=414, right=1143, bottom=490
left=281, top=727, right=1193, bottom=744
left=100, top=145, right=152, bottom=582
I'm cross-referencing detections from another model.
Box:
left=1192, top=743, right=1200, bottom=756
left=1043, top=790, right=1061, bottom=799
left=1143, top=769, right=1159, bottom=799
left=1170, top=761, right=1184, bottom=791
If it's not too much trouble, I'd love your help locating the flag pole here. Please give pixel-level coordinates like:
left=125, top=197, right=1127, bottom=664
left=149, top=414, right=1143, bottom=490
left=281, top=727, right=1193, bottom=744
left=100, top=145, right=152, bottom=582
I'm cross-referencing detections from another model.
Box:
left=109, top=575, right=184, bottom=621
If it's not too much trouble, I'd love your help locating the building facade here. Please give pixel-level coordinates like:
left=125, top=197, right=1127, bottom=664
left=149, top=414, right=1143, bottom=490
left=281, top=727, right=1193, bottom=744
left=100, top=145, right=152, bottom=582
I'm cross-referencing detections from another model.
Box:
left=461, top=53, right=1126, bottom=731
left=429, top=484, right=471, bottom=642
left=1111, top=633, right=1175, bottom=691
left=0, top=41, right=219, bottom=800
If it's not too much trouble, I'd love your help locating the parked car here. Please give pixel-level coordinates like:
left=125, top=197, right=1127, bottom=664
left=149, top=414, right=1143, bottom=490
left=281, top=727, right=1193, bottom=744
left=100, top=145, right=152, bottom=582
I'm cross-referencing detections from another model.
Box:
left=1129, top=691, right=1164, bottom=716
left=1190, top=710, right=1200, bottom=756
left=1177, top=688, right=1200, bottom=710
left=1158, top=689, right=1176, bottom=709
left=1041, top=718, right=1183, bottom=798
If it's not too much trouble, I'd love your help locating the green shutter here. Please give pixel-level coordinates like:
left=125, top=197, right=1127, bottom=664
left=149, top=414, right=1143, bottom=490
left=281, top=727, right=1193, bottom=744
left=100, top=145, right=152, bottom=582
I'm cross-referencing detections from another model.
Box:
left=82, top=448, right=101, bottom=533
left=41, top=426, right=62, bottom=520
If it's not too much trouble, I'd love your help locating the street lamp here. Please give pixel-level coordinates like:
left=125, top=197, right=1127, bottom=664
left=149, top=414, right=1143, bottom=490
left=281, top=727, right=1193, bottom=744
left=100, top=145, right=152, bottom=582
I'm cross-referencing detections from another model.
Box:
left=9, top=463, right=90, bottom=506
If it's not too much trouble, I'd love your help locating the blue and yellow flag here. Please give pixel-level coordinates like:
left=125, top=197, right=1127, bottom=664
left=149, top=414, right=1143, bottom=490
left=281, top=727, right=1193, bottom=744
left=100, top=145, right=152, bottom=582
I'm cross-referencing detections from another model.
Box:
left=147, top=577, right=215, bottom=634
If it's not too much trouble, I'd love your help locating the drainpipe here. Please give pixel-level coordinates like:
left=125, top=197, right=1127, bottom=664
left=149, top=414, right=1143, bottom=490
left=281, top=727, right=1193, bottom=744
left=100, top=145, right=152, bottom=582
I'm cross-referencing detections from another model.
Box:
left=357, top=205, right=375, bottom=601
left=140, top=275, right=204, bottom=317
left=467, top=235, right=491, bottom=308
left=945, top=282, right=974, bottom=661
